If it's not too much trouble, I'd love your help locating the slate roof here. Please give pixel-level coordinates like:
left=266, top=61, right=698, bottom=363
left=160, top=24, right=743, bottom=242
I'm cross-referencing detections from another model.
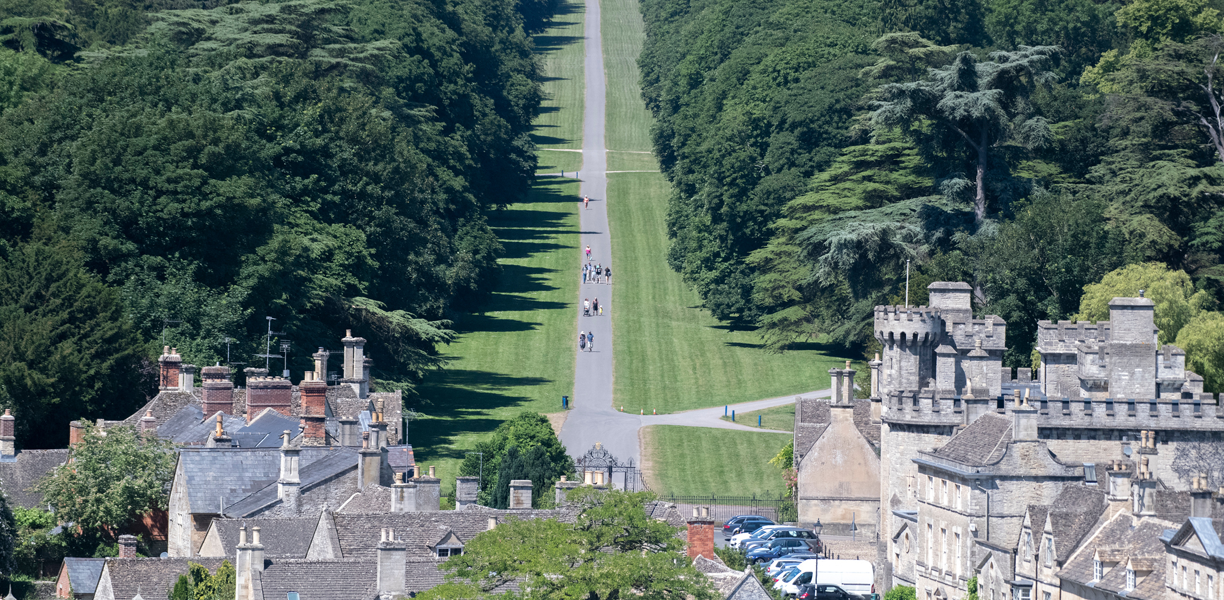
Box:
left=336, top=485, right=392, bottom=513
left=1060, top=514, right=1173, bottom=600
left=794, top=398, right=831, bottom=459
left=693, top=555, right=735, bottom=574
left=853, top=399, right=880, bottom=447
left=101, top=558, right=225, bottom=600
left=121, top=391, right=199, bottom=431
left=222, top=448, right=359, bottom=517
left=644, top=501, right=688, bottom=528
left=62, top=557, right=105, bottom=594
left=0, top=449, right=68, bottom=508
left=330, top=508, right=574, bottom=559
left=930, top=414, right=1012, bottom=466
left=177, top=446, right=352, bottom=515
left=258, top=559, right=378, bottom=600
left=207, top=517, right=318, bottom=558
left=725, top=569, right=775, bottom=600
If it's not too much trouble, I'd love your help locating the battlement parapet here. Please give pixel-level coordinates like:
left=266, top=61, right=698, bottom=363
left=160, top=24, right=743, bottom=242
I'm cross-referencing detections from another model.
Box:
left=948, top=317, right=1007, bottom=350
left=883, top=389, right=1224, bottom=431
left=1037, top=320, right=1110, bottom=352
left=875, top=306, right=943, bottom=345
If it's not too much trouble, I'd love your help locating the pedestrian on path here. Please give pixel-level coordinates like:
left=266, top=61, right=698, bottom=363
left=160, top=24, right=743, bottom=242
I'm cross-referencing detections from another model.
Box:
left=587, top=330, right=594, bottom=351
left=583, top=298, right=590, bottom=316
left=598, top=300, right=603, bottom=316
left=582, top=263, right=588, bottom=284
left=605, top=266, right=612, bottom=284
left=592, top=297, right=599, bottom=315
left=579, top=332, right=586, bottom=351
left=585, top=245, right=591, bottom=260
left=584, top=195, right=590, bottom=209
left=595, top=264, right=603, bottom=283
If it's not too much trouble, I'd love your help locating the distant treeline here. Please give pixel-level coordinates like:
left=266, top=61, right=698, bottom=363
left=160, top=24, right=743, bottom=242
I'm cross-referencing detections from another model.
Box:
left=638, top=0, right=1224, bottom=376
left=0, top=0, right=560, bottom=446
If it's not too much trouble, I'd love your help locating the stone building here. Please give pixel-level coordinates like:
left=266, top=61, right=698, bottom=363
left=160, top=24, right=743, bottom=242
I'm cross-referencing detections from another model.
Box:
left=866, top=282, right=1224, bottom=599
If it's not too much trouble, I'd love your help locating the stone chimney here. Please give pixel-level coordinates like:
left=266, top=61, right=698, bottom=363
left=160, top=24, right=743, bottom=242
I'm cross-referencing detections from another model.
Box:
left=338, top=418, right=359, bottom=447
left=456, top=476, right=480, bottom=509
left=299, top=372, right=327, bottom=447
left=377, top=528, right=407, bottom=597
left=340, top=330, right=368, bottom=399
left=869, top=353, right=882, bottom=400
left=139, top=410, right=157, bottom=437
left=69, top=420, right=85, bottom=446
left=687, top=507, right=715, bottom=560
left=0, top=409, right=15, bottom=458
left=415, top=466, right=440, bottom=511
left=358, top=432, right=381, bottom=490
left=1133, top=457, right=1157, bottom=516
left=236, top=526, right=265, bottom=600
left=312, top=347, right=330, bottom=383
left=828, top=367, right=843, bottom=406
left=118, top=534, right=137, bottom=559
left=1106, top=461, right=1132, bottom=502
left=277, top=431, right=300, bottom=513
left=390, top=472, right=417, bottom=512
left=1191, top=473, right=1214, bottom=518
left=508, top=479, right=533, bottom=509
left=488, top=517, right=498, bottom=530
left=158, top=347, right=182, bottom=391
left=1012, top=393, right=1038, bottom=441
left=179, top=364, right=196, bottom=394
left=843, top=361, right=856, bottom=404
left=245, top=377, right=292, bottom=422
left=201, top=365, right=234, bottom=416
left=554, top=475, right=580, bottom=506
left=206, top=418, right=232, bottom=448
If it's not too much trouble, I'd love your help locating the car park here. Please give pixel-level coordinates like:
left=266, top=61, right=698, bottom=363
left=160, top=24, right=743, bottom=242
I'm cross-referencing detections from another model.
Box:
left=722, top=515, right=764, bottom=537
left=792, top=559, right=875, bottom=597
left=729, top=524, right=784, bottom=548
left=729, top=517, right=774, bottom=538
left=746, top=538, right=817, bottom=563
left=742, top=528, right=818, bottom=551
left=766, top=554, right=818, bottom=576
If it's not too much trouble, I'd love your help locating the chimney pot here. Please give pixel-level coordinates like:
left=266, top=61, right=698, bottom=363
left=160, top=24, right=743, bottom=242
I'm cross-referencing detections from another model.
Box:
left=239, top=526, right=247, bottom=545
left=488, top=517, right=497, bottom=530
left=561, top=475, right=567, bottom=482
left=252, top=527, right=261, bottom=545
left=429, top=465, right=436, bottom=478
left=118, top=534, right=137, bottom=559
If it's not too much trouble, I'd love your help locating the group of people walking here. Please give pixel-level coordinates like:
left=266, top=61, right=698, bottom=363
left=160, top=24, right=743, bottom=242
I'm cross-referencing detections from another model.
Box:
left=583, top=297, right=603, bottom=316
left=578, top=330, right=595, bottom=351
left=582, top=261, right=610, bottom=284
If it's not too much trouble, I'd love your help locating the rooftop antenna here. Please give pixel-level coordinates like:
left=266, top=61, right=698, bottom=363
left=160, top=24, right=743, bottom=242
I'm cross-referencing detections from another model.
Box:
left=905, top=259, right=911, bottom=308
left=257, top=317, right=286, bottom=371
left=279, top=340, right=292, bottom=378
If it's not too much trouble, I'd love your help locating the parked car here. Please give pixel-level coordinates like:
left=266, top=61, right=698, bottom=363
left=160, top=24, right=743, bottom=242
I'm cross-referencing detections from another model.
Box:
left=742, top=528, right=819, bottom=551
left=747, top=538, right=817, bottom=563
left=792, top=559, right=875, bottom=597
left=723, top=515, right=765, bottom=537
left=730, top=517, right=775, bottom=537
left=774, top=567, right=806, bottom=592
left=795, top=584, right=865, bottom=600
left=729, top=524, right=784, bottom=548
left=766, top=554, right=819, bottom=576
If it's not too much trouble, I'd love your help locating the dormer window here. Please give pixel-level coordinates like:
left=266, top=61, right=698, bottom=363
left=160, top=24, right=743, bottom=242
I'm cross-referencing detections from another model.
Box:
left=1093, top=559, right=1102, bottom=582
left=1023, top=532, right=1033, bottom=562
left=1044, top=538, right=1054, bottom=567
left=1125, top=568, right=1135, bottom=591
left=437, top=546, right=463, bottom=558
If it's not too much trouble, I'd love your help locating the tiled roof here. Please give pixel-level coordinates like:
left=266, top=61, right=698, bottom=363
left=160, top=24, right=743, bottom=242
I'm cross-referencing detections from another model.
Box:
left=405, top=556, right=449, bottom=593
left=794, top=398, right=830, bottom=459
left=101, top=557, right=225, bottom=600
left=644, top=502, right=687, bottom=529
left=930, top=414, right=1011, bottom=466
left=852, top=399, right=880, bottom=447
left=726, top=569, right=774, bottom=600
left=122, top=391, right=199, bottom=430
left=336, top=485, right=392, bottom=513
left=693, top=555, right=735, bottom=574
left=1047, top=486, right=1108, bottom=563
left=330, top=508, right=574, bottom=560
left=258, top=558, right=378, bottom=599
left=0, top=449, right=69, bottom=508
left=206, top=517, right=317, bottom=558
left=1060, top=514, right=1173, bottom=600
left=63, top=557, right=105, bottom=594
left=223, top=448, right=358, bottom=517
left=178, top=447, right=353, bottom=515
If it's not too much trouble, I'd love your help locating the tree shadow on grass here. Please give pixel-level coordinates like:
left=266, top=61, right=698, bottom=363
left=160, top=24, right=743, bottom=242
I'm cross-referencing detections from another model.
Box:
left=413, top=369, right=553, bottom=457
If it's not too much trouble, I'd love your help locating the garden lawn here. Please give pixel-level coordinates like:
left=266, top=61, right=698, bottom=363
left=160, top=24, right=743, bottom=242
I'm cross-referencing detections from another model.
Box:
left=411, top=3, right=584, bottom=486
left=606, top=151, right=658, bottom=172
left=642, top=426, right=791, bottom=496
left=608, top=172, right=844, bottom=413
left=601, top=0, right=653, bottom=152
left=720, top=403, right=796, bottom=432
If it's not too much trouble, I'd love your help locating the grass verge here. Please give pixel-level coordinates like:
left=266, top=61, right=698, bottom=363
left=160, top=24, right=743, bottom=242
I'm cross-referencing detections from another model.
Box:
left=606, top=151, right=658, bottom=172
left=720, top=403, right=796, bottom=432
left=608, top=172, right=843, bottom=413
left=642, top=425, right=791, bottom=496
left=532, top=0, right=585, bottom=151
left=601, top=0, right=653, bottom=152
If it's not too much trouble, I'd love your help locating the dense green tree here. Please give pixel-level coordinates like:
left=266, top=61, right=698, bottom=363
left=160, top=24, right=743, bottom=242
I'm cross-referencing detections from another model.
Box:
left=34, top=422, right=176, bottom=538
left=0, top=242, right=146, bottom=448
left=0, top=493, right=14, bottom=581
left=419, top=489, right=720, bottom=600
left=459, top=412, right=574, bottom=506
left=1175, top=311, right=1224, bottom=393
left=871, top=44, right=1059, bottom=226
left=1075, top=262, right=1214, bottom=343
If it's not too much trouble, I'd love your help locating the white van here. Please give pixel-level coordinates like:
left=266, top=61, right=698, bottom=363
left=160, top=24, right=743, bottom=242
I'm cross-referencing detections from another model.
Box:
left=781, top=559, right=875, bottom=597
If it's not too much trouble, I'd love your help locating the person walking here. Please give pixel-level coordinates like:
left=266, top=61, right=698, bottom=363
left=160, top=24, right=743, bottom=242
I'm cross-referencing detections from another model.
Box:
left=598, top=300, right=603, bottom=316
left=584, top=195, right=590, bottom=209
left=592, top=297, right=599, bottom=315
left=585, top=245, right=591, bottom=260
left=583, top=298, right=591, bottom=316
left=587, top=330, right=594, bottom=351
left=595, top=264, right=603, bottom=284
left=605, top=266, right=612, bottom=284
left=582, top=263, right=588, bottom=284
left=579, top=331, right=586, bottom=351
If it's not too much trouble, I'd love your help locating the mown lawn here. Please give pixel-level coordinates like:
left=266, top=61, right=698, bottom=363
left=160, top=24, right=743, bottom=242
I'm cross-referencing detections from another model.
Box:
left=720, top=403, right=796, bottom=432
left=608, top=172, right=843, bottom=413
left=411, top=2, right=584, bottom=486
left=642, top=426, right=791, bottom=496
left=601, top=0, right=653, bottom=152
left=606, top=151, right=658, bottom=172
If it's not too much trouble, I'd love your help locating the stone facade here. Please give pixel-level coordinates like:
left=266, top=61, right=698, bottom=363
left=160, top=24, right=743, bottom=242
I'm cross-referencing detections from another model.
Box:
left=867, top=282, right=1224, bottom=600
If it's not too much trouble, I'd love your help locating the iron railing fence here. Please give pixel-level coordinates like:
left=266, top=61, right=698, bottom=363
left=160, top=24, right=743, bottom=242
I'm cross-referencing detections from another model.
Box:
left=655, top=492, right=792, bottom=523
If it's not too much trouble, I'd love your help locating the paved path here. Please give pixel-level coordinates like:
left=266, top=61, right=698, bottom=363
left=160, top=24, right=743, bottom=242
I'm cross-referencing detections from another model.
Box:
left=556, top=0, right=828, bottom=481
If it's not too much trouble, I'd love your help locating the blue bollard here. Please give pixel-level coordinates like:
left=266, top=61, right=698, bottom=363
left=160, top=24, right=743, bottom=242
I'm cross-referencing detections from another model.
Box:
left=732, top=410, right=735, bottom=422
left=563, top=395, right=568, bottom=409
left=759, top=415, right=762, bottom=427
left=725, top=405, right=728, bottom=416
